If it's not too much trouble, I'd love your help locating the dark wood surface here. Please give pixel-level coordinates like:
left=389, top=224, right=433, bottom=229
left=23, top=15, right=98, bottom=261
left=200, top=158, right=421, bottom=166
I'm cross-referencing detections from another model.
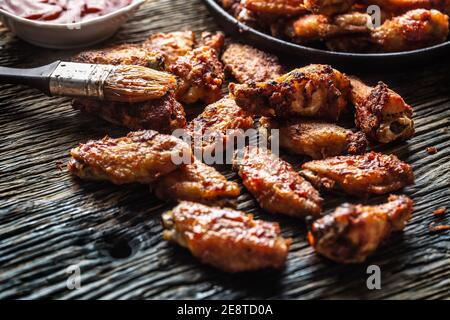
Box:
left=0, top=0, right=449, bottom=300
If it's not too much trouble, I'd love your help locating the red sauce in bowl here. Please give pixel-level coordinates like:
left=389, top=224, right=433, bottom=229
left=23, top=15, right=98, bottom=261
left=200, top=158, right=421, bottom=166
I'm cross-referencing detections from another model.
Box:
left=0, top=0, right=133, bottom=23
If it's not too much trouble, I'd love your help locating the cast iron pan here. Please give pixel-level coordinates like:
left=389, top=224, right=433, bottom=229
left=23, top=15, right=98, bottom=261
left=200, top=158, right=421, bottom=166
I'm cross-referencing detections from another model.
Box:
left=203, top=0, right=450, bottom=69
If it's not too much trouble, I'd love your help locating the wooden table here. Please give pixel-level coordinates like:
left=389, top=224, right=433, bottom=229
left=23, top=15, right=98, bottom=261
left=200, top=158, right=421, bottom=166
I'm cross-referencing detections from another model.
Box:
left=0, top=0, right=449, bottom=299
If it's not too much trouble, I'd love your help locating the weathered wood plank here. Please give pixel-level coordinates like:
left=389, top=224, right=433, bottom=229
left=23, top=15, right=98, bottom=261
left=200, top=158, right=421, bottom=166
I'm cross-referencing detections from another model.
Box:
left=0, top=0, right=449, bottom=300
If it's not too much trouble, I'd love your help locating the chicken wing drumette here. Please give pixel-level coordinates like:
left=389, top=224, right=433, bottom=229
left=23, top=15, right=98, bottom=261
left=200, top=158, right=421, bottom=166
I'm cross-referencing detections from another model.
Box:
left=68, top=130, right=192, bottom=185
left=260, top=117, right=367, bottom=159
left=185, top=97, right=254, bottom=157
left=72, top=94, right=187, bottom=133
left=153, top=158, right=240, bottom=207
left=222, top=43, right=284, bottom=83
left=308, top=195, right=413, bottom=263
left=233, top=147, right=323, bottom=218
left=168, top=34, right=225, bottom=104
left=300, top=152, right=415, bottom=197
left=303, top=0, right=357, bottom=16
left=230, top=64, right=351, bottom=121
left=349, top=76, right=414, bottom=143
left=162, top=201, right=292, bottom=272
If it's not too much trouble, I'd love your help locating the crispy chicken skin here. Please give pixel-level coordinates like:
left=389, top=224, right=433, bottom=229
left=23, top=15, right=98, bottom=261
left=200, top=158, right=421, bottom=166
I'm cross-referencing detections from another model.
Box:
left=169, top=44, right=225, bottom=104
left=153, top=158, right=240, bottom=207
left=243, top=0, right=307, bottom=16
left=72, top=43, right=166, bottom=70
left=143, top=31, right=196, bottom=66
left=285, top=12, right=370, bottom=43
left=304, top=0, right=357, bottom=16
left=222, top=43, right=284, bottom=83
left=230, top=64, right=351, bottom=121
left=162, top=201, right=292, bottom=272
left=260, top=117, right=367, bottom=159
left=372, top=9, right=449, bottom=52
left=349, top=76, right=414, bottom=143
left=233, top=147, right=323, bottom=218
left=300, top=152, right=415, bottom=197
left=72, top=94, right=187, bottom=133
left=308, top=195, right=413, bottom=263
left=68, top=131, right=192, bottom=185
left=185, top=98, right=254, bottom=156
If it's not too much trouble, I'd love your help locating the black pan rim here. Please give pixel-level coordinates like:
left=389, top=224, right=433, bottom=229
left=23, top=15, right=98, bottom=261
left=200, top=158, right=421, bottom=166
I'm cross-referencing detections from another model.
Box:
left=203, top=0, right=450, bottom=59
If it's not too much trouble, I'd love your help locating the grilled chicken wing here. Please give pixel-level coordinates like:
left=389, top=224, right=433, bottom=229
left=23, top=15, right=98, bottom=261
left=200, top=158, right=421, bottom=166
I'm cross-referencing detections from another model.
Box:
left=243, top=0, right=307, bottom=16
left=68, top=130, right=192, bottom=185
left=260, top=117, right=367, bottom=159
left=72, top=43, right=166, bottom=70
left=153, top=158, right=240, bottom=207
left=230, top=64, right=351, bottom=121
left=233, top=147, right=322, bottom=218
left=349, top=76, right=414, bottom=143
left=169, top=44, right=225, bottom=104
left=285, top=12, right=370, bottom=43
left=308, top=195, right=413, bottom=263
left=222, top=43, right=284, bottom=83
left=143, top=31, right=196, bottom=66
left=72, top=94, right=187, bottom=132
left=300, top=152, right=415, bottom=196
left=162, top=201, right=292, bottom=272
left=185, top=97, right=254, bottom=157
left=304, top=0, right=357, bottom=16
left=372, top=9, right=449, bottom=52
left=362, top=0, right=450, bottom=15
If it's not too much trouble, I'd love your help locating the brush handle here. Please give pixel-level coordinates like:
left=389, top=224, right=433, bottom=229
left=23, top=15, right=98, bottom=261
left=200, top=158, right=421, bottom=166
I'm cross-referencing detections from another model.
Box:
left=0, top=61, right=61, bottom=95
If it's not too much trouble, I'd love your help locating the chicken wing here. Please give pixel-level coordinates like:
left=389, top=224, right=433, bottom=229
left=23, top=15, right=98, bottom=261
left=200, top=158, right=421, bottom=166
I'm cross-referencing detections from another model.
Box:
left=72, top=43, right=166, bottom=70
left=72, top=94, right=187, bottom=133
left=168, top=44, right=225, bottom=104
left=153, top=158, right=240, bottom=207
left=362, top=0, right=450, bottom=15
left=308, top=195, right=413, bottom=263
left=371, top=9, right=449, bottom=52
left=229, top=64, right=351, bottom=121
left=300, top=152, right=415, bottom=196
left=285, top=12, right=370, bottom=43
left=162, top=201, right=292, bottom=272
left=303, top=0, right=357, bottom=16
left=349, top=76, right=414, bottom=143
left=185, top=97, right=254, bottom=156
left=143, top=31, right=196, bottom=66
left=68, top=130, right=192, bottom=185
left=233, top=147, right=322, bottom=218
left=243, top=0, right=307, bottom=16
left=260, top=117, right=367, bottom=159
left=222, top=43, right=284, bottom=83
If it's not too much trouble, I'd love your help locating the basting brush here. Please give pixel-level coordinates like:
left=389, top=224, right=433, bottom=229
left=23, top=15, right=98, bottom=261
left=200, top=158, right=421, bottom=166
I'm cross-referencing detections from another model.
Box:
left=0, top=61, right=178, bottom=103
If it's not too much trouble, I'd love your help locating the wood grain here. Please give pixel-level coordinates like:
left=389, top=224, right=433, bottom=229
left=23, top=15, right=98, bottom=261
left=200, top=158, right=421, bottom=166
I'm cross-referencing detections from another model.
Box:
left=0, top=0, right=449, bottom=300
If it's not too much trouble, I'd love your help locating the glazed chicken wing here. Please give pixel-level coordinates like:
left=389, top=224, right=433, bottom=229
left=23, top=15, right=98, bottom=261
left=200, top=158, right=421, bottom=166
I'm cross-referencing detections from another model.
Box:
left=233, top=147, right=322, bottom=218
left=362, top=0, right=450, bottom=15
left=68, top=130, right=192, bottom=185
left=260, top=117, right=367, bottom=159
left=371, top=9, right=449, bottom=52
left=143, top=31, right=196, bottom=66
left=230, top=64, right=351, bottom=121
left=72, top=94, right=187, bottom=133
left=349, top=76, right=414, bottom=143
left=222, top=43, right=284, bottom=83
left=185, top=97, right=254, bottom=157
left=303, top=0, right=357, bottom=16
left=285, top=12, right=371, bottom=43
left=300, top=152, right=415, bottom=197
left=153, top=158, right=240, bottom=207
left=73, top=43, right=166, bottom=70
left=162, top=201, right=292, bottom=272
left=243, top=0, right=307, bottom=16
left=308, top=195, right=413, bottom=263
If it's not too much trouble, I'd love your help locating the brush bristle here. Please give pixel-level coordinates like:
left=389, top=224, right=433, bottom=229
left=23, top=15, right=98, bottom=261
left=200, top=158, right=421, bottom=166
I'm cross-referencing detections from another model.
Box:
left=104, top=65, right=177, bottom=103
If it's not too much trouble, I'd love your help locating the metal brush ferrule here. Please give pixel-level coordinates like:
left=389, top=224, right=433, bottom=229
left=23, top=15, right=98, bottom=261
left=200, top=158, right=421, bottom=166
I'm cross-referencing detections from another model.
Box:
left=49, top=62, right=116, bottom=100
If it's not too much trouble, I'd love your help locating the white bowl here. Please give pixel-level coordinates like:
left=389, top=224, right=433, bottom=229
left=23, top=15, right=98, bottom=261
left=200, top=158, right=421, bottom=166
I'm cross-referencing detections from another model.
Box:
left=0, top=0, right=146, bottom=49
